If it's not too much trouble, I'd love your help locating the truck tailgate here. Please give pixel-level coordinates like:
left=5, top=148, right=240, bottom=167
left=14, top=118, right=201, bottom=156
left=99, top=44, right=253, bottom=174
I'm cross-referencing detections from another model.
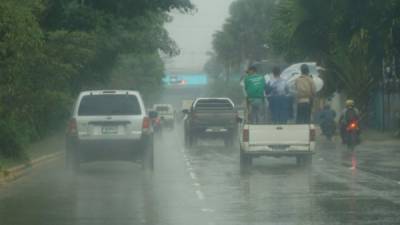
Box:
left=193, top=111, right=236, bottom=127
left=248, top=124, right=310, bottom=145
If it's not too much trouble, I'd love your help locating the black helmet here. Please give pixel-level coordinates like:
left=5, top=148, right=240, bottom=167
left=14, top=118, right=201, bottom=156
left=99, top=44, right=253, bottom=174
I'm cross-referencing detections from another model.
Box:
left=272, top=66, right=281, bottom=76
left=300, top=64, right=310, bottom=75
left=247, top=65, right=257, bottom=72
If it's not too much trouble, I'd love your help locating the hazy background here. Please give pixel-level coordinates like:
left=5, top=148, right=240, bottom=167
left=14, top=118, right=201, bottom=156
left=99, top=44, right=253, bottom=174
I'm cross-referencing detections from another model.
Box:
left=165, top=0, right=235, bottom=73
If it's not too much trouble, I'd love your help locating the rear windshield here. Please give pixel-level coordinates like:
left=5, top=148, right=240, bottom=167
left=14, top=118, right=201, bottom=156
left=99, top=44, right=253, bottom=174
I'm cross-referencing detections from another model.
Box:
left=78, top=95, right=141, bottom=116
left=194, top=99, right=233, bottom=111
left=155, top=106, right=170, bottom=112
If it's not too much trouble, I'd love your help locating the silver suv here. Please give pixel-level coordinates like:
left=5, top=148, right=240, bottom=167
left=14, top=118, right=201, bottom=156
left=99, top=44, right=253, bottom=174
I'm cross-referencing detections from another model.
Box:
left=65, top=90, right=154, bottom=170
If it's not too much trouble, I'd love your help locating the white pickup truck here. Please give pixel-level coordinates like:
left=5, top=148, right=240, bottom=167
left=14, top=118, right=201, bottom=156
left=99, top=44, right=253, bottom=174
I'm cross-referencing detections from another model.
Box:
left=239, top=123, right=316, bottom=167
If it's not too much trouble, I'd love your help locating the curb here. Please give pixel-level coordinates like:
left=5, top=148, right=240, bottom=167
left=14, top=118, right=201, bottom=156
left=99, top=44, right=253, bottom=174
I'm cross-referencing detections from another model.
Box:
left=0, top=151, right=64, bottom=185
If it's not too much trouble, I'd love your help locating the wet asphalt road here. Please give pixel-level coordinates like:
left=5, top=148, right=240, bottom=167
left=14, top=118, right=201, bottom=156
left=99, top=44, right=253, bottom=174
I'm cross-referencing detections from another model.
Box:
left=1, top=126, right=400, bottom=225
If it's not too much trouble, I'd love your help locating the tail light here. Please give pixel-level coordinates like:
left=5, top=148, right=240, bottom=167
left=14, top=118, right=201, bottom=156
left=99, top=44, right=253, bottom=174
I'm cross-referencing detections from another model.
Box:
left=142, top=117, right=150, bottom=130
left=347, top=121, right=359, bottom=131
left=309, top=128, right=316, bottom=142
left=243, top=128, right=249, bottom=142
left=67, top=118, right=78, bottom=136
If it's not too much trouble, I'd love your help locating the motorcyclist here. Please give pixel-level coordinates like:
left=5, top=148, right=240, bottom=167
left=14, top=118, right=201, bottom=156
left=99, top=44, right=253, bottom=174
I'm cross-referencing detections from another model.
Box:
left=339, top=99, right=360, bottom=144
left=319, top=104, right=336, bottom=140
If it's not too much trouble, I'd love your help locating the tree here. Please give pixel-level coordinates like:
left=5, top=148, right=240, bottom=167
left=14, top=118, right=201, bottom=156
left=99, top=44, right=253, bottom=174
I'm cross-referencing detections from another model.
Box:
left=0, top=0, right=194, bottom=159
left=211, top=0, right=278, bottom=82
left=269, top=0, right=400, bottom=113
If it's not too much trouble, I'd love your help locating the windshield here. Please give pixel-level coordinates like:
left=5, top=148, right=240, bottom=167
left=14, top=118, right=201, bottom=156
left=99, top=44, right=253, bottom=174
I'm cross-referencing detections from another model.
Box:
left=78, top=95, right=141, bottom=116
left=1, top=1, right=400, bottom=225
left=155, top=106, right=170, bottom=112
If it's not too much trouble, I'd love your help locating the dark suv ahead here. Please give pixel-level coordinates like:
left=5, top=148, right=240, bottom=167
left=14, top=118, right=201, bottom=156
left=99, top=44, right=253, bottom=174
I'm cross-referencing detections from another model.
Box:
left=184, top=98, right=238, bottom=147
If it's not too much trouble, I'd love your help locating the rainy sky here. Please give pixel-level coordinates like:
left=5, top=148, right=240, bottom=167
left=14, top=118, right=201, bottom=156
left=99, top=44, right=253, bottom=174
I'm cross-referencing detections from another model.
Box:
left=165, top=0, right=235, bottom=73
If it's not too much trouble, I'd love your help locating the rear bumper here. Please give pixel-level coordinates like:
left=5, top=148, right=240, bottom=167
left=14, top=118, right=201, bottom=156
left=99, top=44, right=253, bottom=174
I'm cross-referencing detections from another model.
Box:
left=242, top=150, right=314, bottom=157
left=191, top=124, right=237, bottom=131
left=241, top=144, right=314, bottom=157
left=66, top=135, right=151, bottom=161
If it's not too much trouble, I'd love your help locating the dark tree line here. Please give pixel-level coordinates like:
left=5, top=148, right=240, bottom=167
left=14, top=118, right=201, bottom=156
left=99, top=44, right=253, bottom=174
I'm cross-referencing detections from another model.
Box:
left=0, top=0, right=193, bottom=158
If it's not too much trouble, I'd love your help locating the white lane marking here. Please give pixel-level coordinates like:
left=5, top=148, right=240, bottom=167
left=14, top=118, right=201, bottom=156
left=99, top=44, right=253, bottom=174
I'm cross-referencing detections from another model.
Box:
left=186, top=161, right=192, bottom=167
left=193, top=182, right=201, bottom=187
left=189, top=172, right=197, bottom=180
left=397, top=181, right=400, bottom=185
left=196, top=190, right=205, bottom=200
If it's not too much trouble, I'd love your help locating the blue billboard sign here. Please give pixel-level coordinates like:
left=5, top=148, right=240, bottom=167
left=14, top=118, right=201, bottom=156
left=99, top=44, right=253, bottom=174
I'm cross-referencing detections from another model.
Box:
left=163, top=74, right=208, bottom=86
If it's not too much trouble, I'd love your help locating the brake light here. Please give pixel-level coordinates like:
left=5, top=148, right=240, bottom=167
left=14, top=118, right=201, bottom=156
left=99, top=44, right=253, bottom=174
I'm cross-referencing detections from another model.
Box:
left=347, top=121, right=359, bottom=131
left=310, top=128, right=316, bottom=142
left=67, top=118, right=77, bottom=136
left=142, top=117, right=150, bottom=130
left=243, top=129, right=249, bottom=142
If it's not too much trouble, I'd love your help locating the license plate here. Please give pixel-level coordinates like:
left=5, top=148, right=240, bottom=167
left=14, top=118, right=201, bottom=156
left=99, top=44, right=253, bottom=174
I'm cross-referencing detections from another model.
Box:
left=206, top=127, right=227, bottom=132
left=269, top=145, right=289, bottom=150
left=102, top=126, right=118, bottom=134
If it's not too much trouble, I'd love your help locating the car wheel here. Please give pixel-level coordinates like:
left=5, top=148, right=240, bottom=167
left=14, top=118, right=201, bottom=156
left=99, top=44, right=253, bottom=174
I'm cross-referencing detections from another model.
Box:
left=184, top=130, right=190, bottom=148
left=240, top=148, right=252, bottom=167
left=66, top=140, right=80, bottom=172
left=224, top=130, right=236, bottom=147
left=296, top=155, right=312, bottom=166
left=142, top=136, right=154, bottom=170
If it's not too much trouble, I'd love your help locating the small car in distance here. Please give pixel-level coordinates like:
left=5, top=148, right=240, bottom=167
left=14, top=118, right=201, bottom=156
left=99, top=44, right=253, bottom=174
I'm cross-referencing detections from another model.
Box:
left=152, top=104, right=176, bottom=129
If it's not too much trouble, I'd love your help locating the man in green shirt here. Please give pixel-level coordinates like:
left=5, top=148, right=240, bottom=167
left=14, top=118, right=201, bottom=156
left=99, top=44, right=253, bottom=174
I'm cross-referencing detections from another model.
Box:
left=243, top=65, right=266, bottom=123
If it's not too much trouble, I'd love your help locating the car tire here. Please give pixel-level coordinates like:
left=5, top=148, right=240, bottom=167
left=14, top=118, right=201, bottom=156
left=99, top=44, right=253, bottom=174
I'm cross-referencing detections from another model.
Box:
left=66, top=139, right=80, bottom=172
left=296, top=155, right=312, bottom=166
left=224, top=130, right=236, bottom=147
left=224, top=136, right=233, bottom=147
left=142, top=136, right=154, bottom=170
left=240, top=148, right=252, bottom=167
left=186, top=130, right=196, bottom=148
left=184, top=129, right=190, bottom=148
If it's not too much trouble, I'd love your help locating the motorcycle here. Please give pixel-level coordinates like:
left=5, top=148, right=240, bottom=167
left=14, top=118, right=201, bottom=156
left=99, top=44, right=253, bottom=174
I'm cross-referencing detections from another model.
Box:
left=344, top=119, right=360, bottom=151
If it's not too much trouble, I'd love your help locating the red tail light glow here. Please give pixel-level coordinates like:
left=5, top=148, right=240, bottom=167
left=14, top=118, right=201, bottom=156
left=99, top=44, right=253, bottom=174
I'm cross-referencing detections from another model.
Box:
left=347, top=121, right=359, bottom=131
left=243, top=129, right=249, bottom=142
left=142, top=117, right=150, bottom=130
left=310, top=129, right=316, bottom=142
left=67, top=118, right=77, bottom=136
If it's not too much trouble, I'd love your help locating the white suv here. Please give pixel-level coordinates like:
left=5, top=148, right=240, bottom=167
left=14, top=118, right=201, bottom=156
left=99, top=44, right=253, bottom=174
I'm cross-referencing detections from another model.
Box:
left=65, top=90, right=154, bottom=170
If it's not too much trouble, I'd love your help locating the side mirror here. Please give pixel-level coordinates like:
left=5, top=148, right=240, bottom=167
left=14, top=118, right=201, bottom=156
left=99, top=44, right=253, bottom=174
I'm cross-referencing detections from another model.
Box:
left=149, top=111, right=158, bottom=119
left=182, top=109, right=189, bottom=114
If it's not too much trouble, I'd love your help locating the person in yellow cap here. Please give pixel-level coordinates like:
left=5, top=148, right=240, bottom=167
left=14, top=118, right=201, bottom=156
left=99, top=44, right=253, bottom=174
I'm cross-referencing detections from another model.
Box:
left=339, top=99, right=360, bottom=144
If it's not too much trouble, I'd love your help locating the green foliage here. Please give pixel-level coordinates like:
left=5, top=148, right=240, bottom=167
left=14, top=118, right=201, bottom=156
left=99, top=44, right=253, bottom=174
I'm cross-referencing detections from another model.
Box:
left=269, top=0, right=400, bottom=112
left=0, top=0, right=192, bottom=159
left=108, top=53, right=165, bottom=103
left=212, top=0, right=278, bottom=63
left=207, top=79, right=244, bottom=105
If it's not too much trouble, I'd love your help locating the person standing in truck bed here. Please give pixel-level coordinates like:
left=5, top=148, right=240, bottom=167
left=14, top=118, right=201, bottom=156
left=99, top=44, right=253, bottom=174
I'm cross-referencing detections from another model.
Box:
left=266, top=66, right=290, bottom=124
left=243, top=65, right=266, bottom=124
left=295, top=64, right=316, bottom=124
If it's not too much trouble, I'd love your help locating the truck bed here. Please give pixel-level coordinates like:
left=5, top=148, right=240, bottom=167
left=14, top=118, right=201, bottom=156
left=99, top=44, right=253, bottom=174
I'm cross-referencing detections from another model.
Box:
left=241, top=123, right=315, bottom=155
